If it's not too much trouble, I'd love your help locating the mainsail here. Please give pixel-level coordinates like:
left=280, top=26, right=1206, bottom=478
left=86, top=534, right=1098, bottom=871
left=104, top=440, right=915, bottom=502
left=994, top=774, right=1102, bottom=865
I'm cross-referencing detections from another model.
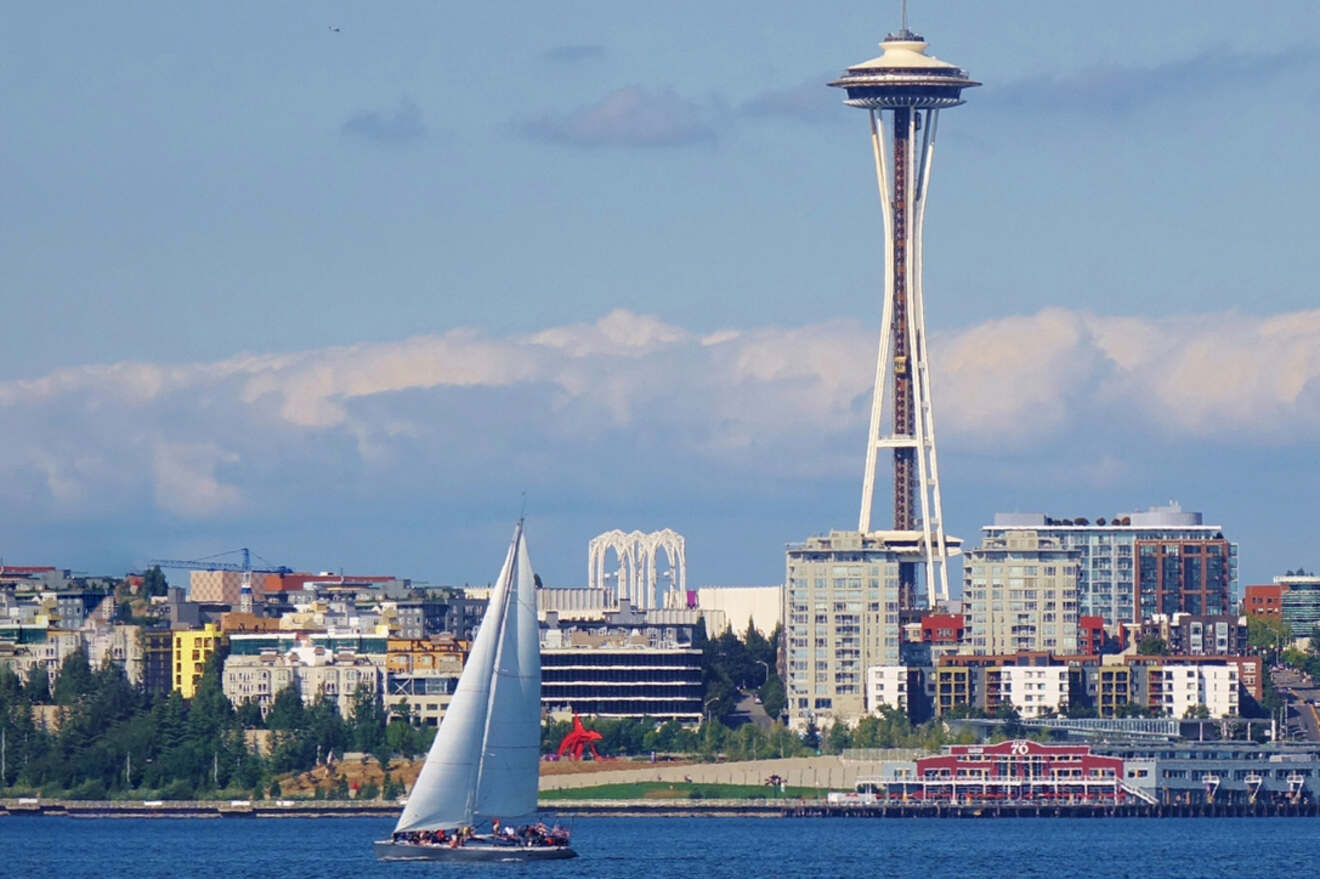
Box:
left=393, top=523, right=541, bottom=832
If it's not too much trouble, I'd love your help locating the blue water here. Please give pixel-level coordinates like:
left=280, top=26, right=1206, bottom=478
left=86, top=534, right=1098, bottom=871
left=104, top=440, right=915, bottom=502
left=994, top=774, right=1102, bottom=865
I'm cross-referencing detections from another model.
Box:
left=3, top=816, right=1319, bottom=878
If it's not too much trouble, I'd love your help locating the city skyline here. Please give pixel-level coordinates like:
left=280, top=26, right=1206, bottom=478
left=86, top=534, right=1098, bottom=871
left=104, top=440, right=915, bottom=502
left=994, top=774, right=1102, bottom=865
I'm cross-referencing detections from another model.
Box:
left=3, top=2, right=1319, bottom=588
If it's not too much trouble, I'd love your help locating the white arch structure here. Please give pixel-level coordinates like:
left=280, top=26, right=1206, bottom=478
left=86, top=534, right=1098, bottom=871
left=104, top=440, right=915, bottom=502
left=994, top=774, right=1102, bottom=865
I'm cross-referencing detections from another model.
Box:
left=587, top=529, right=686, bottom=609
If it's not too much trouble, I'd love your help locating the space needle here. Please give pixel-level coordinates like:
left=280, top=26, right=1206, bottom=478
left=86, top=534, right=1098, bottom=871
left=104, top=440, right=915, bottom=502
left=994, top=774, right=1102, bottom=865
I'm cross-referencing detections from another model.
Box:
left=829, top=5, right=978, bottom=610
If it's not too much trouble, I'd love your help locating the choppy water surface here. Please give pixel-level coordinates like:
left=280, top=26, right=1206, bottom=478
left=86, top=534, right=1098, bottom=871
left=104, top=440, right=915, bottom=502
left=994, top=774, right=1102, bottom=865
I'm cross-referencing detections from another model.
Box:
left=4, top=815, right=1319, bottom=878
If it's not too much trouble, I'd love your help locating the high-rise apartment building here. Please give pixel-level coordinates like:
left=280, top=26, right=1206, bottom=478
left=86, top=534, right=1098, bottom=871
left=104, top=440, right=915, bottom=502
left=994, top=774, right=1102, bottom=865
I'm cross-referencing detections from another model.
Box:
left=783, top=531, right=903, bottom=728
left=1136, top=539, right=1232, bottom=619
left=982, top=503, right=1237, bottom=628
left=964, top=531, right=1079, bottom=655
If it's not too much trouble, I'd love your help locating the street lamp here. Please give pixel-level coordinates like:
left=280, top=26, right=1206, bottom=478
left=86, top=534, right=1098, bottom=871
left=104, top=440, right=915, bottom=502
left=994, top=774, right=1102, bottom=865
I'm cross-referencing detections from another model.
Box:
left=704, top=696, right=719, bottom=726
left=756, top=660, right=771, bottom=687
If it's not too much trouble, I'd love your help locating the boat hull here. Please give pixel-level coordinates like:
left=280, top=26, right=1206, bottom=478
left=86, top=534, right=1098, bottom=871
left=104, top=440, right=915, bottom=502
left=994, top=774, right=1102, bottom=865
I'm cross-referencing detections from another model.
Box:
left=374, top=840, right=577, bottom=862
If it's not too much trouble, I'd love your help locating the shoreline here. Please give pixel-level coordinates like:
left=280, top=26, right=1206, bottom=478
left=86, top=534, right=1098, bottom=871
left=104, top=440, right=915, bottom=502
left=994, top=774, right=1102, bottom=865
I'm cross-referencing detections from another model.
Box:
left=4, top=797, right=1319, bottom=819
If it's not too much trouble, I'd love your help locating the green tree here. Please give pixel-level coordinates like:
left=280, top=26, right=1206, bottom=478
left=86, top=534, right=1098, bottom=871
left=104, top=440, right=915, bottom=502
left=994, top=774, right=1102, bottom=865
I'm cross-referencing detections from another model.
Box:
left=52, top=647, right=95, bottom=705
left=1247, top=616, right=1292, bottom=654
left=141, top=565, right=169, bottom=598
left=384, top=719, right=418, bottom=759
left=801, top=716, right=820, bottom=752
left=541, top=719, right=572, bottom=755
left=26, top=666, right=51, bottom=704
left=347, top=684, right=387, bottom=752
left=236, top=699, right=265, bottom=729
left=265, top=685, right=306, bottom=732
left=824, top=720, right=852, bottom=755
left=1282, top=646, right=1309, bottom=669
left=1137, top=636, right=1169, bottom=656
left=0, top=667, right=23, bottom=705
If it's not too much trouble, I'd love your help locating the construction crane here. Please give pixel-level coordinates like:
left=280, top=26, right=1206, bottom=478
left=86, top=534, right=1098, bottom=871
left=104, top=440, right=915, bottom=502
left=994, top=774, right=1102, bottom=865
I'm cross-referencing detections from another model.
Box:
left=149, top=548, right=292, bottom=613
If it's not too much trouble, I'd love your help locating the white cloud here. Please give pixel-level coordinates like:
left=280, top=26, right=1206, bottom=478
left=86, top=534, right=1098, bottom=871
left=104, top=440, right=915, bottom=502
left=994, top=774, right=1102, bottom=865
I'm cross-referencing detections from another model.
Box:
left=151, top=442, right=242, bottom=517
left=4, top=306, right=1320, bottom=519
left=523, top=86, right=716, bottom=148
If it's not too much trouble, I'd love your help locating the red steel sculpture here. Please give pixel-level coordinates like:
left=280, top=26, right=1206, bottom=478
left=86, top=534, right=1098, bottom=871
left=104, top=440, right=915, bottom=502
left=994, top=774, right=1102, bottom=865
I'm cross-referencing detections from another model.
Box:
left=556, top=715, right=604, bottom=761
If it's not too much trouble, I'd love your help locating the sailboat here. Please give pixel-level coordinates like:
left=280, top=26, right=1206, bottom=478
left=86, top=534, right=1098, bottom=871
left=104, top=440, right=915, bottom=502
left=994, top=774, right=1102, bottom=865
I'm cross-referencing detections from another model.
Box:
left=375, top=522, right=576, bottom=861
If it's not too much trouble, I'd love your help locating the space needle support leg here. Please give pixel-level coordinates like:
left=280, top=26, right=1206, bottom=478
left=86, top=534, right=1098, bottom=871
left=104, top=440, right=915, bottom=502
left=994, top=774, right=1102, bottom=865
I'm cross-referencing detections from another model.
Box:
left=859, top=108, right=896, bottom=534
left=911, top=108, right=951, bottom=605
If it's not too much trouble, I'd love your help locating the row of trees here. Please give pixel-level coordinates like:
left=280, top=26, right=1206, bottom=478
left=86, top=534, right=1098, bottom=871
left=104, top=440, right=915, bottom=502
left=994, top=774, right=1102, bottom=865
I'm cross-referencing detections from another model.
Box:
left=0, top=648, right=432, bottom=800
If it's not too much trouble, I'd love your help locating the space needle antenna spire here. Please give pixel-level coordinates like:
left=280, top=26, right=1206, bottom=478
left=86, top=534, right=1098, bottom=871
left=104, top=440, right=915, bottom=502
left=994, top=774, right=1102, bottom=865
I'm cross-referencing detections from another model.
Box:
left=829, top=17, right=979, bottom=609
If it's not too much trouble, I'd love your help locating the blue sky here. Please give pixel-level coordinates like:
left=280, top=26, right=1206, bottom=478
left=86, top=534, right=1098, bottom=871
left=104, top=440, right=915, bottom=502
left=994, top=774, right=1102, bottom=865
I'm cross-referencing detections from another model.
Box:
left=3, top=2, right=1319, bottom=590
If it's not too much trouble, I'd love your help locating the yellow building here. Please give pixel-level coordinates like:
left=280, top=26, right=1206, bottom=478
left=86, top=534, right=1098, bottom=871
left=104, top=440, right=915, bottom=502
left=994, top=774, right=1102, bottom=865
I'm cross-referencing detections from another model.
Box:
left=173, top=623, right=226, bottom=698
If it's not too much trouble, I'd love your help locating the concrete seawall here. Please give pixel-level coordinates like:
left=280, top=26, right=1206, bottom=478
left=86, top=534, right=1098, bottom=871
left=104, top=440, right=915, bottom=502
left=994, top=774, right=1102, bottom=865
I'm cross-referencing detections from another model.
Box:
left=0, top=799, right=399, bottom=818
left=6, top=797, right=1320, bottom=819
left=539, top=755, right=908, bottom=792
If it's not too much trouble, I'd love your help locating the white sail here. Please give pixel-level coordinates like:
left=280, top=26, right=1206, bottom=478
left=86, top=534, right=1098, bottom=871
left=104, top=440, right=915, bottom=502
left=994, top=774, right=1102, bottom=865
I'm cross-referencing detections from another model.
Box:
left=393, top=530, right=519, bottom=832
left=472, top=530, right=542, bottom=821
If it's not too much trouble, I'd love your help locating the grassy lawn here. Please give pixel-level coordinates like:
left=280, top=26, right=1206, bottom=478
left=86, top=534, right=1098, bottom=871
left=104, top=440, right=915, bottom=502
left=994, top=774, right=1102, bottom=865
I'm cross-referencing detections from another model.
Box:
left=540, top=781, right=826, bottom=801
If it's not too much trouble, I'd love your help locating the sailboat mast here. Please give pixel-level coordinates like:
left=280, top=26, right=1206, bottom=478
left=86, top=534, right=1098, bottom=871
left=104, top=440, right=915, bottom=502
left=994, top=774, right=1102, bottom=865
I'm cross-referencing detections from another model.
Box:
left=467, top=521, right=521, bottom=824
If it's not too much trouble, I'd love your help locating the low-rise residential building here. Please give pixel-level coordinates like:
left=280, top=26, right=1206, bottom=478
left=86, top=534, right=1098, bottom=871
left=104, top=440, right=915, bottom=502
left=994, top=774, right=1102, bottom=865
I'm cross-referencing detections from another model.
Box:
left=929, top=651, right=1253, bottom=719
left=50, top=590, right=111, bottom=629
left=383, top=601, right=450, bottom=640
left=384, top=637, right=465, bottom=725
left=1095, top=663, right=1132, bottom=717
left=865, top=666, right=913, bottom=713
left=1243, top=584, right=1284, bottom=618
left=1133, top=661, right=1239, bottom=718
left=995, top=665, right=1069, bottom=718
left=228, top=631, right=389, bottom=657
left=85, top=624, right=145, bottom=684
left=3, top=629, right=81, bottom=682
left=222, top=644, right=382, bottom=717
left=1136, top=613, right=1248, bottom=656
